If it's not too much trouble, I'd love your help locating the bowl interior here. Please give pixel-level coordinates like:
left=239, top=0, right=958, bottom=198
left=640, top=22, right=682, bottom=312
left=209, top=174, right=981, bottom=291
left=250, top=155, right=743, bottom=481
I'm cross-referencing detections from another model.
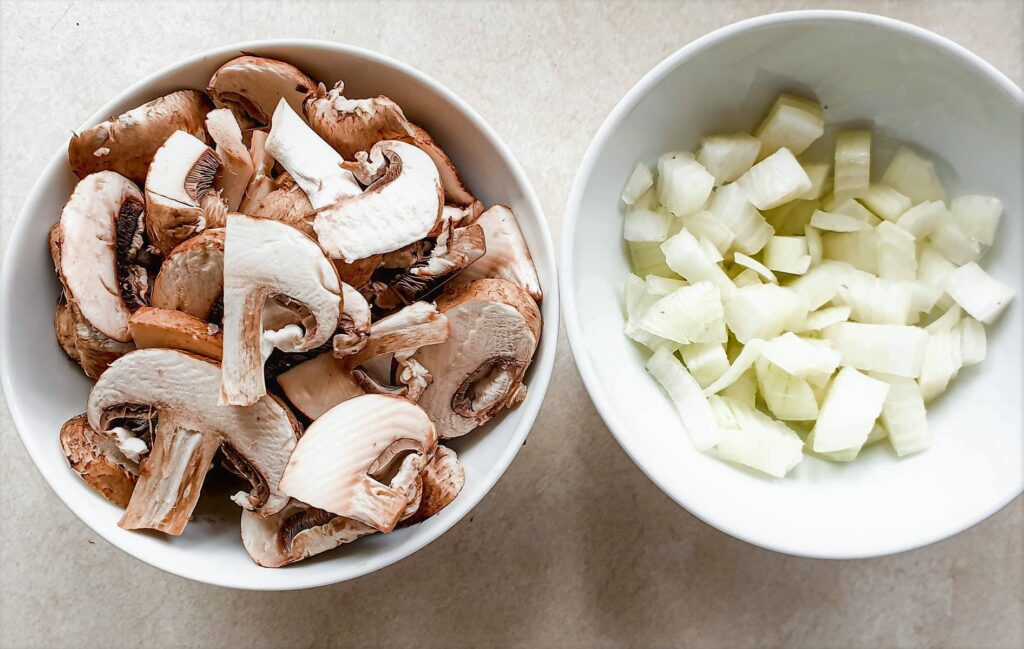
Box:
left=0, top=41, right=557, bottom=589
left=565, top=14, right=1023, bottom=558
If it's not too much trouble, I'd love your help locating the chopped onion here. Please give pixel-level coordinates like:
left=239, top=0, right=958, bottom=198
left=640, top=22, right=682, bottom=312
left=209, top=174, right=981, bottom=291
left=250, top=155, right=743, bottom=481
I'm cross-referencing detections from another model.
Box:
left=858, top=184, right=912, bottom=221
left=875, top=374, right=930, bottom=456
left=638, top=281, right=727, bottom=344
left=736, top=148, right=813, bottom=210
left=786, top=262, right=840, bottom=309
left=644, top=274, right=686, bottom=296
left=629, top=241, right=677, bottom=278
left=876, top=221, right=917, bottom=281
left=645, top=347, right=720, bottom=451
left=621, top=162, right=654, bottom=205
left=797, top=305, right=851, bottom=332
left=799, top=162, right=832, bottom=200
left=833, top=130, right=871, bottom=199
left=754, top=94, right=824, bottom=158
left=623, top=274, right=675, bottom=350
left=823, top=322, right=928, bottom=378
left=698, top=235, right=724, bottom=263
left=657, top=152, right=715, bottom=217
left=763, top=236, right=811, bottom=275
left=930, top=215, right=981, bottom=265
left=733, top=268, right=764, bottom=288
left=823, top=195, right=881, bottom=225
left=755, top=357, right=818, bottom=420
left=918, top=327, right=963, bottom=402
left=697, top=132, right=762, bottom=185
left=881, top=146, right=946, bottom=203
left=811, top=367, right=889, bottom=453
left=724, top=284, right=806, bottom=343
left=720, top=369, right=757, bottom=406
left=704, top=339, right=765, bottom=395
left=623, top=205, right=674, bottom=242
left=916, top=245, right=957, bottom=312
left=765, top=198, right=819, bottom=235
left=733, top=252, right=778, bottom=283
left=709, top=396, right=804, bottom=478
left=760, top=331, right=841, bottom=379
left=707, top=183, right=773, bottom=254
left=924, top=304, right=962, bottom=333
left=681, top=209, right=735, bottom=255
left=944, top=262, right=1015, bottom=324
left=661, top=229, right=736, bottom=298
left=679, top=342, right=731, bottom=389
left=810, top=209, right=868, bottom=232
left=805, top=225, right=823, bottom=266
left=958, top=318, right=986, bottom=366
left=951, top=195, right=1002, bottom=247
left=835, top=276, right=920, bottom=325
left=821, top=230, right=878, bottom=274
left=896, top=200, right=945, bottom=239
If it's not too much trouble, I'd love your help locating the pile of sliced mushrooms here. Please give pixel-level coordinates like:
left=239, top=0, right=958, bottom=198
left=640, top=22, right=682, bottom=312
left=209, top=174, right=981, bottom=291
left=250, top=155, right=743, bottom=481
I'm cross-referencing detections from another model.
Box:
left=51, top=55, right=543, bottom=567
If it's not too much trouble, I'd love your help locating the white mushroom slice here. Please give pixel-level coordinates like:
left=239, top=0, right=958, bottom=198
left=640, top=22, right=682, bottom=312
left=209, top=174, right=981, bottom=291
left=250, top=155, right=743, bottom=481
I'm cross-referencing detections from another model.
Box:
left=69, top=90, right=211, bottom=184
left=145, top=131, right=220, bottom=255
left=333, top=284, right=371, bottom=357
left=241, top=501, right=377, bottom=568
left=60, top=413, right=138, bottom=508
left=150, top=228, right=225, bottom=321
left=277, top=352, right=365, bottom=420
left=345, top=301, right=450, bottom=368
left=443, top=201, right=485, bottom=228
left=205, top=109, right=254, bottom=211
left=207, top=55, right=317, bottom=130
left=265, top=99, right=361, bottom=209
left=402, top=445, right=465, bottom=525
left=128, top=307, right=222, bottom=360
left=221, top=214, right=341, bottom=405
left=314, top=140, right=443, bottom=262
left=249, top=172, right=316, bottom=237
left=413, top=279, right=541, bottom=438
left=279, top=394, right=438, bottom=533
left=450, top=205, right=542, bottom=301
left=54, top=172, right=148, bottom=343
left=54, top=296, right=135, bottom=378
left=238, top=130, right=276, bottom=213
left=87, top=349, right=300, bottom=535
left=404, top=123, right=476, bottom=207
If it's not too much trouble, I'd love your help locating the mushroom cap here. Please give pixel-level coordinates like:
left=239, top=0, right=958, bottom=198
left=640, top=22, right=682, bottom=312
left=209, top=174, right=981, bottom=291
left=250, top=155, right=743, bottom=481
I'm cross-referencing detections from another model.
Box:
left=278, top=394, right=438, bottom=533
left=68, top=90, right=212, bottom=184
left=314, top=140, right=443, bottom=263
left=240, top=501, right=376, bottom=568
left=402, top=445, right=465, bottom=525
left=413, top=279, right=541, bottom=438
left=449, top=205, right=542, bottom=301
left=220, top=214, right=342, bottom=406
left=60, top=414, right=138, bottom=508
left=128, top=307, right=222, bottom=360
left=56, top=171, right=146, bottom=342
left=87, top=348, right=300, bottom=534
left=205, top=108, right=255, bottom=211
left=346, top=301, right=450, bottom=369
left=402, top=123, right=476, bottom=207
left=277, top=352, right=365, bottom=420
left=144, top=130, right=220, bottom=255
left=249, top=174, right=316, bottom=237
left=54, top=296, right=135, bottom=379
left=150, top=228, right=225, bottom=321
left=207, top=56, right=317, bottom=130
left=304, top=82, right=413, bottom=159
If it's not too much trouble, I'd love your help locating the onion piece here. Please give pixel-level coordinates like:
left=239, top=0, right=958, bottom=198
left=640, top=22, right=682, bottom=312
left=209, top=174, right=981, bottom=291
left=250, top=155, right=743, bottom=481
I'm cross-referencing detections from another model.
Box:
left=798, top=162, right=832, bottom=200
left=629, top=241, right=676, bottom=278
left=644, top=274, right=686, bottom=297
left=681, top=210, right=735, bottom=255
left=708, top=396, right=804, bottom=478
left=661, top=229, right=736, bottom=298
left=796, top=305, right=851, bottom=333
left=958, top=318, right=986, bottom=366
left=704, top=339, right=765, bottom=395
left=679, top=342, right=730, bottom=389
left=821, top=230, right=879, bottom=274
left=724, top=284, right=806, bottom=343
left=875, top=374, right=930, bottom=456
left=833, top=131, right=871, bottom=199
left=876, top=221, right=917, bottom=281
left=918, top=327, right=963, bottom=402
left=733, top=252, right=777, bottom=283
left=697, top=133, right=761, bottom=185
left=811, top=367, right=889, bottom=453
left=623, top=205, right=674, bottom=243
left=951, top=195, right=1002, bottom=247
left=736, top=148, right=813, bottom=210
left=859, top=184, right=912, bottom=222
left=621, top=162, right=654, bottom=205
left=638, top=282, right=727, bottom=345
left=754, top=94, right=824, bottom=158
left=881, top=146, right=946, bottom=203
left=657, top=152, right=714, bottom=217
left=896, top=200, right=945, bottom=239
left=763, top=236, right=810, bottom=274
left=810, top=209, right=868, bottom=232
left=760, top=331, right=840, bottom=379
left=755, top=357, right=818, bottom=421
left=645, top=347, right=720, bottom=451
left=823, top=322, right=928, bottom=378
left=707, top=183, right=773, bottom=254
left=944, top=262, right=1015, bottom=324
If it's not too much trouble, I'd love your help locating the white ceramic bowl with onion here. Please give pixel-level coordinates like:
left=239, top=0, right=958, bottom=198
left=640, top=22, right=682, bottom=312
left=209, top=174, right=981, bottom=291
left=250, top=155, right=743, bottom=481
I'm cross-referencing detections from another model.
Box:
left=0, top=40, right=557, bottom=589
left=562, top=11, right=1023, bottom=558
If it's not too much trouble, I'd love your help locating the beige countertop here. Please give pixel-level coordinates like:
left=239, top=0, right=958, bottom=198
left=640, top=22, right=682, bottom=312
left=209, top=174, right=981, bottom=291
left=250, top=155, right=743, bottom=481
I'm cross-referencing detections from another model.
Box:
left=1, top=1, right=1021, bottom=647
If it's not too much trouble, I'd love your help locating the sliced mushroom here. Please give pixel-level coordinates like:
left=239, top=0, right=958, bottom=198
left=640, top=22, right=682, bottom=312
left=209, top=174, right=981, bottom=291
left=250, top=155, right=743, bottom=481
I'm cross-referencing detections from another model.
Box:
left=87, top=348, right=300, bottom=535
left=207, top=55, right=317, bottom=131
left=221, top=214, right=341, bottom=406
left=128, top=307, right=222, bottom=360
left=277, top=352, right=365, bottom=420
left=304, top=83, right=475, bottom=205
left=402, top=445, right=465, bottom=525
left=333, top=284, right=371, bottom=357
left=249, top=172, right=315, bottom=237
left=150, top=228, right=224, bottom=321
left=345, top=301, right=449, bottom=368
left=60, top=414, right=138, bottom=508
left=443, top=200, right=485, bottom=228
left=264, top=99, right=360, bottom=209
left=144, top=130, right=220, bottom=255
left=68, top=90, right=211, bottom=184
left=334, top=254, right=382, bottom=290
left=53, top=171, right=149, bottom=344
left=205, top=109, right=254, bottom=211
left=449, top=205, right=542, bottom=301
left=413, top=279, right=541, bottom=438
left=314, top=140, right=443, bottom=262
left=240, top=501, right=376, bottom=568
left=238, top=130, right=276, bottom=213
left=278, top=394, right=437, bottom=533
left=55, top=296, right=135, bottom=378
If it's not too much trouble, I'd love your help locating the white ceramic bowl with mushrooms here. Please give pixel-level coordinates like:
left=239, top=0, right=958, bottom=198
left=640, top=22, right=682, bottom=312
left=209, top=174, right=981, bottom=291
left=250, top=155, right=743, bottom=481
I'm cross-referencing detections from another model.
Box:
left=0, top=41, right=557, bottom=589
left=563, top=12, right=1023, bottom=558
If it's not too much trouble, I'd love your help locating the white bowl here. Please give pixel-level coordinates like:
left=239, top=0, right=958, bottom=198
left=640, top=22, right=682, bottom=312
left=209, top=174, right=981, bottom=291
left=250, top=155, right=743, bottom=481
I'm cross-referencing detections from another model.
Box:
left=0, top=40, right=557, bottom=589
left=562, top=11, right=1023, bottom=558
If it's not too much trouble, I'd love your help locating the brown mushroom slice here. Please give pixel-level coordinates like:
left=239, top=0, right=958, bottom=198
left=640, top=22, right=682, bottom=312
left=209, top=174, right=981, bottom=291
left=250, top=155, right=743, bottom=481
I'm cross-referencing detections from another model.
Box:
left=403, top=123, right=476, bottom=207
left=221, top=214, right=341, bottom=406
left=333, top=284, right=371, bottom=357
left=345, top=301, right=450, bottom=368
left=129, top=307, right=222, bottom=360
left=250, top=173, right=316, bottom=237
left=265, top=99, right=361, bottom=209
left=68, top=90, right=211, bottom=184
left=150, top=228, right=224, bottom=321
left=443, top=200, right=485, bottom=228
left=279, top=394, right=438, bottom=533
left=402, top=445, right=465, bottom=525
left=277, top=352, right=365, bottom=420
left=413, top=279, right=541, bottom=439
left=87, top=348, right=300, bottom=535
left=314, top=140, right=443, bottom=262
left=55, top=296, right=135, bottom=378
left=205, top=109, right=254, bottom=211
left=53, top=171, right=150, bottom=344
left=238, top=130, right=276, bottom=213
left=207, top=55, right=316, bottom=131
left=450, top=205, right=542, bottom=301
left=334, top=254, right=382, bottom=291
left=144, top=130, right=220, bottom=255
left=60, top=414, right=138, bottom=508
left=240, top=501, right=376, bottom=568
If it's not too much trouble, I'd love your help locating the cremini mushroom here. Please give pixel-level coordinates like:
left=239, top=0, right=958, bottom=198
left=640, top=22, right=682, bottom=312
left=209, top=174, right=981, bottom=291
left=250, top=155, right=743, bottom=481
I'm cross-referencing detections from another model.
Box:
left=449, top=205, right=542, bottom=301
left=87, top=348, right=300, bottom=535
left=54, top=296, right=135, bottom=379
left=128, top=307, right=222, bottom=360
left=442, top=200, right=485, bottom=228
left=205, top=108, right=254, bottom=211
left=150, top=228, right=224, bottom=321
left=413, top=279, right=541, bottom=438
left=333, top=284, right=371, bottom=357
left=238, top=130, right=276, bottom=213
left=249, top=172, right=316, bottom=237
left=276, top=352, right=365, bottom=420
left=68, top=90, right=211, bottom=184
left=207, top=55, right=317, bottom=131
left=220, top=213, right=341, bottom=406
left=60, top=414, right=138, bottom=508
left=278, top=394, right=437, bottom=533
left=402, top=445, right=464, bottom=525
left=304, top=82, right=475, bottom=205
left=144, top=130, right=221, bottom=255
left=314, top=140, right=443, bottom=262
left=345, top=301, right=450, bottom=369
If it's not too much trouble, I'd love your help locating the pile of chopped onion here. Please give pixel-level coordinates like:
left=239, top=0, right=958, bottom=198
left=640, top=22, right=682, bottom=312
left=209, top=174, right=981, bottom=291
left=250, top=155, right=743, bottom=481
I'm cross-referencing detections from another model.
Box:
left=620, top=93, right=1014, bottom=477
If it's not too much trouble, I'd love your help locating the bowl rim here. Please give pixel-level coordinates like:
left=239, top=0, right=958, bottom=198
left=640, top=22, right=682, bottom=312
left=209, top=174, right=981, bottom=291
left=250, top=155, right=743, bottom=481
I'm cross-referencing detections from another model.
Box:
left=0, top=38, right=558, bottom=590
left=560, top=9, right=1024, bottom=560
